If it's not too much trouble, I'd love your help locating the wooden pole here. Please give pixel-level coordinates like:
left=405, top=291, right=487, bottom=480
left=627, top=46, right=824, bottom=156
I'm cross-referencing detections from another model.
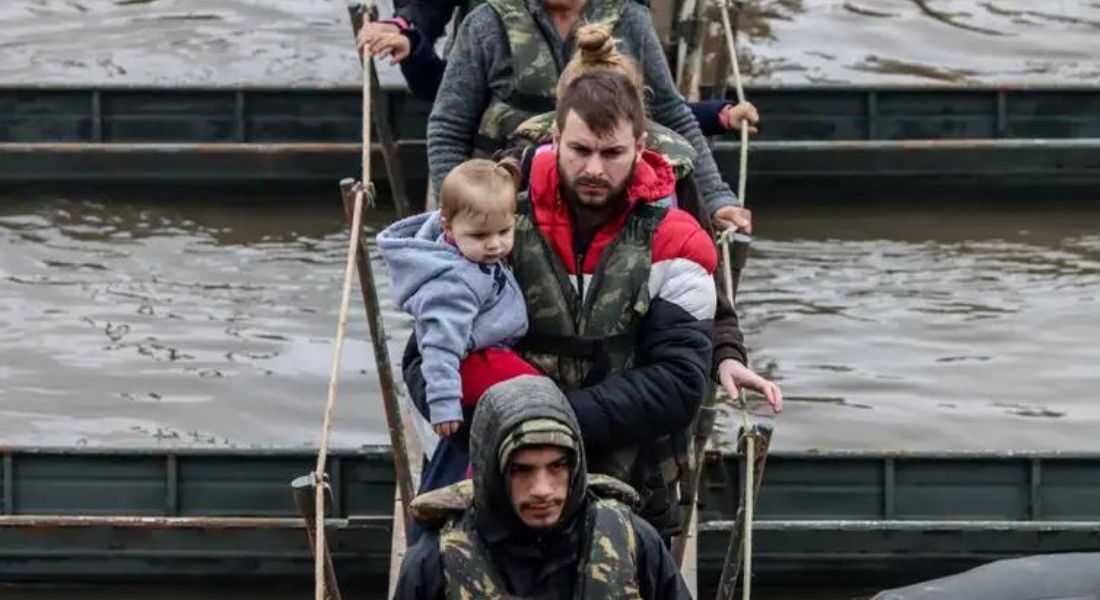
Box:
left=673, top=229, right=752, bottom=569
left=292, top=475, right=343, bottom=600
left=347, top=3, right=415, bottom=217
left=339, top=178, right=417, bottom=524
left=672, top=388, right=717, bottom=566
left=715, top=423, right=773, bottom=600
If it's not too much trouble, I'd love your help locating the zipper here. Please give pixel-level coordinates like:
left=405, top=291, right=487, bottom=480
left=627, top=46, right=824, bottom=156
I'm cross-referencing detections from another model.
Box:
left=574, top=245, right=587, bottom=304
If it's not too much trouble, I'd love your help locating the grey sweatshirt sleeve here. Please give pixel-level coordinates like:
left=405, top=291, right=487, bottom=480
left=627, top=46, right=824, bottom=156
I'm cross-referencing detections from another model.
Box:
left=426, top=6, right=497, bottom=198
left=407, top=278, right=481, bottom=424
left=622, top=4, right=739, bottom=214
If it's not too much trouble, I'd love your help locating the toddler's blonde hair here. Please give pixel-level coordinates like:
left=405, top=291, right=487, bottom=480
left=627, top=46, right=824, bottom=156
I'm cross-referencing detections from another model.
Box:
left=440, top=158, right=521, bottom=223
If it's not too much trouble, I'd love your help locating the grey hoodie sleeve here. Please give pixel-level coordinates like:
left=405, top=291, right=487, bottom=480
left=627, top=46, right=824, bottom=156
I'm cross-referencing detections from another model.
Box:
left=407, top=278, right=481, bottom=424
left=623, top=3, right=739, bottom=215
left=426, top=6, right=496, bottom=198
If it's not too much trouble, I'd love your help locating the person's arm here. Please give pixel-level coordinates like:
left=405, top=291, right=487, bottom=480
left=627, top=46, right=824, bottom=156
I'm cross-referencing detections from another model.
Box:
left=632, top=515, right=694, bottom=600
left=565, top=221, right=716, bottom=451
left=399, top=28, right=448, bottom=101
left=711, top=261, right=748, bottom=369
left=393, top=530, right=447, bottom=600
left=403, top=333, right=431, bottom=421
left=687, top=99, right=730, bottom=137
left=624, top=5, right=739, bottom=216
left=427, top=7, right=496, bottom=197
left=407, top=279, right=481, bottom=425
left=395, top=0, right=462, bottom=43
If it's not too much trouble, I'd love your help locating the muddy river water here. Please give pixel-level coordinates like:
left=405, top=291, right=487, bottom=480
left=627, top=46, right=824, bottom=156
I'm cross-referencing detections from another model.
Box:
left=2, top=1, right=1099, bottom=453
left=1, top=2, right=1098, bottom=597
left=3, top=193, right=1098, bottom=452
left=0, top=0, right=1097, bottom=87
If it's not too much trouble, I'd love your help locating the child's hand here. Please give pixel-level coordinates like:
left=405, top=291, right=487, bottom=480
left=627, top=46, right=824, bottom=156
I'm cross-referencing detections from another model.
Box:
left=433, top=420, right=462, bottom=437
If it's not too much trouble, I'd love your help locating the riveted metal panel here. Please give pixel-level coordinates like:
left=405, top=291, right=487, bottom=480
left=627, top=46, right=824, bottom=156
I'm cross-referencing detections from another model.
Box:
left=726, top=456, right=885, bottom=520
left=339, top=455, right=398, bottom=517
left=1009, top=90, right=1100, bottom=138
left=246, top=90, right=361, bottom=142
left=0, top=90, right=92, bottom=141
left=746, top=89, right=867, bottom=141
left=177, top=456, right=311, bottom=517
left=1039, top=460, right=1100, bottom=521
left=101, top=91, right=237, bottom=142
left=894, top=459, right=1029, bottom=520
left=13, top=455, right=166, bottom=515
left=877, top=91, right=996, bottom=139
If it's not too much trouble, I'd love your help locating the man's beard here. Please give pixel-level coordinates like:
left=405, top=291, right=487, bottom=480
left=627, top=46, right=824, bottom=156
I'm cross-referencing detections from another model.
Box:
left=558, top=160, right=635, bottom=215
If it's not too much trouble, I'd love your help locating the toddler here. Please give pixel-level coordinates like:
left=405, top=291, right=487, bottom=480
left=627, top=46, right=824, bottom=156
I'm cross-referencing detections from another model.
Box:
left=378, top=159, right=539, bottom=437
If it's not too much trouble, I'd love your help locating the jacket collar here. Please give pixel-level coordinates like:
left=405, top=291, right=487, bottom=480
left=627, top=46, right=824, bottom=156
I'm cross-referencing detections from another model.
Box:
left=528, top=145, right=676, bottom=214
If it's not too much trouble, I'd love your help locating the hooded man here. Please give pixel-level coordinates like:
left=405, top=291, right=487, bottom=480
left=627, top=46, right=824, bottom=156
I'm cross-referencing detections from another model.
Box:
left=393, top=376, right=691, bottom=599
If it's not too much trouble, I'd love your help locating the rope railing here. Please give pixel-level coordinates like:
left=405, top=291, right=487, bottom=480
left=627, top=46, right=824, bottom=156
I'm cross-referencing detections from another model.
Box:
left=716, top=2, right=768, bottom=599
left=308, top=44, right=373, bottom=600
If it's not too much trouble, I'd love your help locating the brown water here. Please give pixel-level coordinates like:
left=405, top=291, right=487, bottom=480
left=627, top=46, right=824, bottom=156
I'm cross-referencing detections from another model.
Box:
left=738, top=0, right=1100, bottom=85
left=3, top=194, right=1099, bottom=452
left=1, top=0, right=1097, bottom=87
left=0, top=193, right=407, bottom=449
left=3, top=3, right=1096, bottom=598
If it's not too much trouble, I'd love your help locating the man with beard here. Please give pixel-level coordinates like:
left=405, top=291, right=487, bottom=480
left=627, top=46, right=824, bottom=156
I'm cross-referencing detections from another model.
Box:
left=393, top=376, right=691, bottom=599
left=404, top=66, right=719, bottom=541
left=422, top=0, right=748, bottom=230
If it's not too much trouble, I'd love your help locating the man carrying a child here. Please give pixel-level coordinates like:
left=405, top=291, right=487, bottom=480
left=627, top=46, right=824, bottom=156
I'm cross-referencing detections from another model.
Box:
left=390, top=51, right=723, bottom=541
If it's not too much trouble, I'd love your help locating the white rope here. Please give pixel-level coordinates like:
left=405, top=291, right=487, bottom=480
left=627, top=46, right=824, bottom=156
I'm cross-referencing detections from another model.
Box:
left=311, top=33, right=374, bottom=600
left=719, top=0, right=749, bottom=206
left=742, top=429, right=755, bottom=600
left=717, top=2, right=756, bottom=597
left=313, top=183, right=365, bottom=600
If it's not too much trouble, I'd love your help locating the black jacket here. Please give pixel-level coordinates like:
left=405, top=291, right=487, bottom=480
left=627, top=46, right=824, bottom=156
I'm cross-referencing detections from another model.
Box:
left=393, top=511, right=692, bottom=600
left=392, top=377, right=691, bottom=600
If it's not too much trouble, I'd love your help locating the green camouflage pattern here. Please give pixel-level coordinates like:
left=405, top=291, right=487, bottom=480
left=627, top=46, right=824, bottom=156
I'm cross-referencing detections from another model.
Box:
left=510, top=194, right=692, bottom=524
left=511, top=112, right=699, bottom=181
left=440, top=512, right=509, bottom=599
left=475, top=0, right=626, bottom=153
left=410, top=479, right=474, bottom=530
left=440, top=498, right=640, bottom=599
left=510, top=196, right=664, bottom=390
left=477, top=99, right=544, bottom=154
left=580, top=499, right=642, bottom=599
left=588, top=473, right=640, bottom=508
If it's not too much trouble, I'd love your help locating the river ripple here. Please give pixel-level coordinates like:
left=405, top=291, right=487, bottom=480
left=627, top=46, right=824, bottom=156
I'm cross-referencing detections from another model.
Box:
left=2, top=195, right=1097, bottom=451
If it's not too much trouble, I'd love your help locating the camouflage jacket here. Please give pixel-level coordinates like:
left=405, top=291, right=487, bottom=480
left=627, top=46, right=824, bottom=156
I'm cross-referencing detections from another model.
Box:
left=440, top=498, right=641, bottom=599
left=473, top=0, right=625, bottom=154
left=393, top=486, right=695, bottom=598
left=510, top=191, right=665, bottom=393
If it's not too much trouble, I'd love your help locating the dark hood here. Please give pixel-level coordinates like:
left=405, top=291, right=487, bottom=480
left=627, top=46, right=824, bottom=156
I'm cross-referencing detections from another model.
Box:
left=469, top=375, right=588, bottom=541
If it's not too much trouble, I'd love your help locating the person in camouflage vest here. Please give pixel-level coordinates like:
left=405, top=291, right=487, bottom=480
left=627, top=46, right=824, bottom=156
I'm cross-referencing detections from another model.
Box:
left=423, top=0, right=758, bottom=232
left=356, top=0, right=761, bottom=140
left=393, top=376, right=691, bottom=600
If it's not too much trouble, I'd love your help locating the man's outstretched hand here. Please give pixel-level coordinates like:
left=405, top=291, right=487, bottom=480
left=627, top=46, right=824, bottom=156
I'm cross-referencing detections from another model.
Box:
left=716, top=358, right=782, bottom=413
left=711, top=205, right=753, bottom=234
